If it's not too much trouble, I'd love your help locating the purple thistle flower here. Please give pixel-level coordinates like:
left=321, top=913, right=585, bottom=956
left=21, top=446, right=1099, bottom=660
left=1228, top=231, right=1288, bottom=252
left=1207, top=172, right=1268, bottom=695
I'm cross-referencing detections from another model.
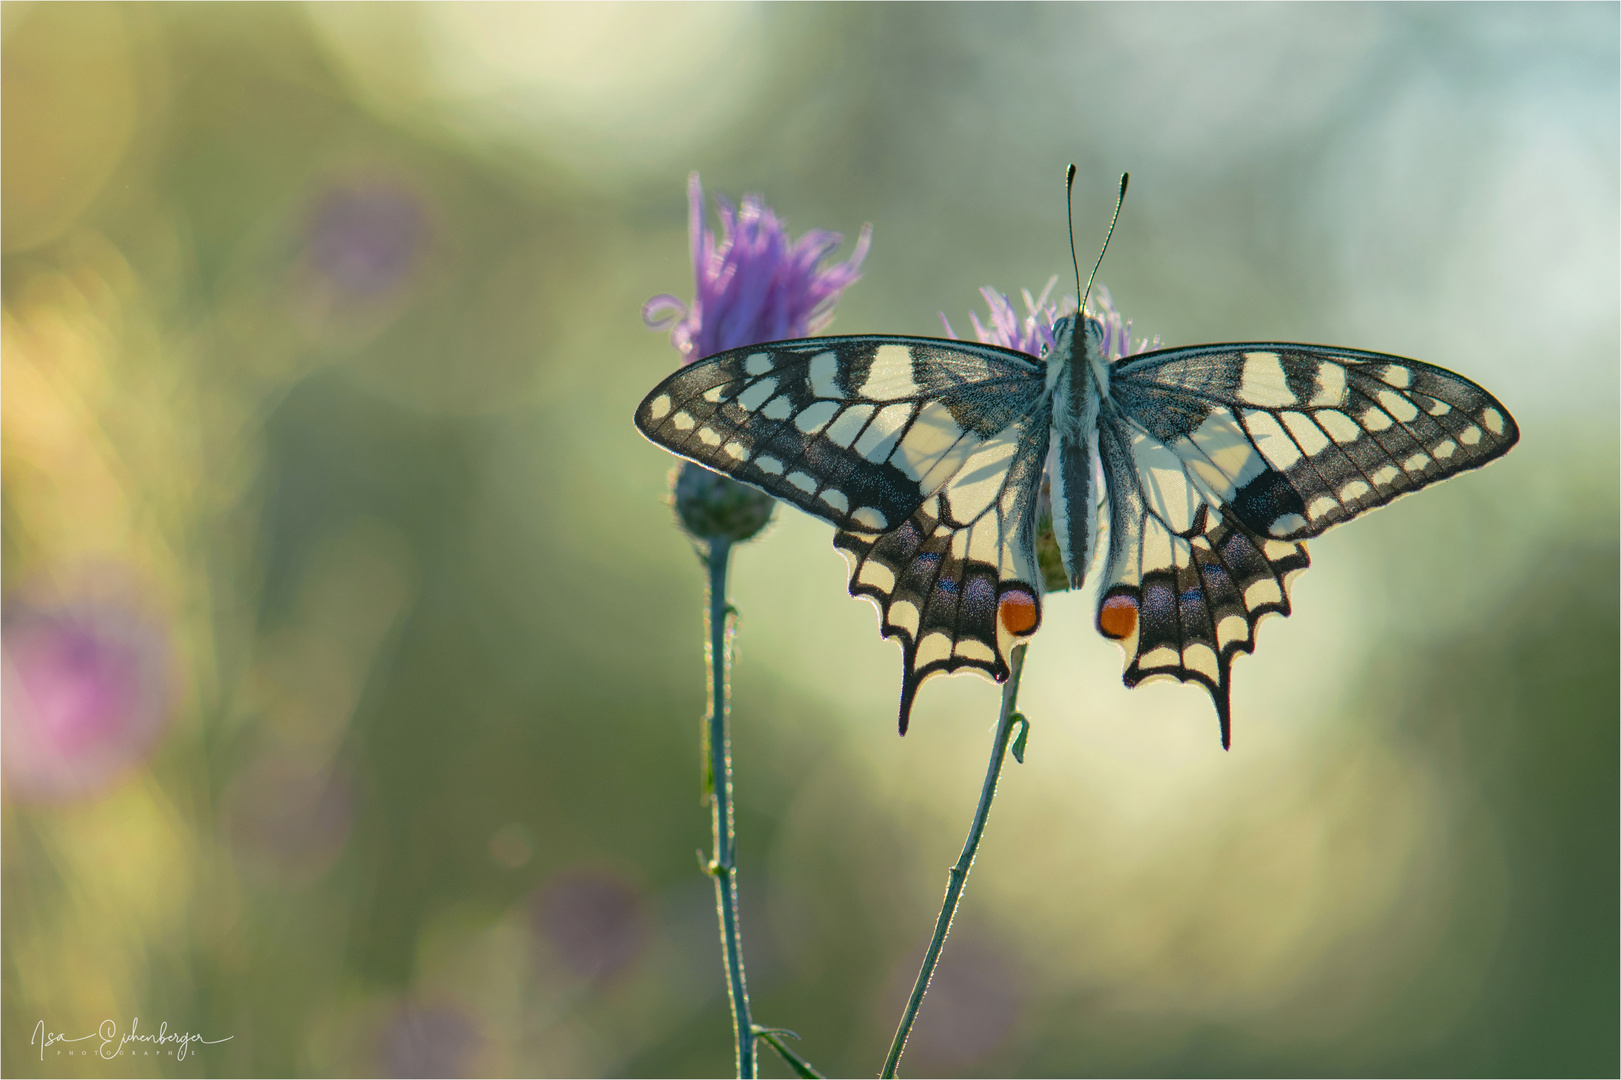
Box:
left=941, top=277, right=1068, bottom=357
left=1088, top=284, right=1161, bottom=360
left=644, top=173, right=871, bottom=362
left=1, top=593, right=175, bottom=802
left=942, top=278, right=1159, bottom=360
left=645, top=174, right=871, bottom=544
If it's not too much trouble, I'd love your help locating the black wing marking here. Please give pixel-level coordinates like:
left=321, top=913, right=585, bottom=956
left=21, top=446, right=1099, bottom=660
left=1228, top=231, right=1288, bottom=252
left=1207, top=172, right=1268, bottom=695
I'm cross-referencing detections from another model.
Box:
left=1110, top=344, right=1520, bottom=540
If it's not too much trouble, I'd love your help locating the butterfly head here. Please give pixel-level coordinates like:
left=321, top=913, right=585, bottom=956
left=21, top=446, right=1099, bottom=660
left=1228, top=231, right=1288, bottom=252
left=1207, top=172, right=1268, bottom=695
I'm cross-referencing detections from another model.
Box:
left=1049, top=311, right=1108, bottom=347
left=1060, top=311, right=1113, bottom=394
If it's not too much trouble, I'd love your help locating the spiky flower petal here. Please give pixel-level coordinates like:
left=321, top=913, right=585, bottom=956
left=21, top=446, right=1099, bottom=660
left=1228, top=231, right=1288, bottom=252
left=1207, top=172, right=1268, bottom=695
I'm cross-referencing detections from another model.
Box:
left=644, top=173, right=871, bottom=362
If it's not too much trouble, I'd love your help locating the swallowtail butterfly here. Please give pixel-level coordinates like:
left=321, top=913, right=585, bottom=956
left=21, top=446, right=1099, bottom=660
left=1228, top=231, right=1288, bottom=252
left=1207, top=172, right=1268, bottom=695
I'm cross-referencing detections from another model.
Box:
left=634, top=176, right=1518, bottom=747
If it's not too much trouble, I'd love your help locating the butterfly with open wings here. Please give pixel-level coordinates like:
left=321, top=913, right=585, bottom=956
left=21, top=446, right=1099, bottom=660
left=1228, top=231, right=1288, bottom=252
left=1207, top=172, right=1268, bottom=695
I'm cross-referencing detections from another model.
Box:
left=633, top=176, right=1518, bottom=748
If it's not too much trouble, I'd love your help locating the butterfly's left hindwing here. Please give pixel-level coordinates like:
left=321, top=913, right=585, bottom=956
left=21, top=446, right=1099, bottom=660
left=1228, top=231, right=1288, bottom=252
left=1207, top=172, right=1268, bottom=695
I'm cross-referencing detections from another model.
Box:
left=635, top=335, right=1052, bottom=732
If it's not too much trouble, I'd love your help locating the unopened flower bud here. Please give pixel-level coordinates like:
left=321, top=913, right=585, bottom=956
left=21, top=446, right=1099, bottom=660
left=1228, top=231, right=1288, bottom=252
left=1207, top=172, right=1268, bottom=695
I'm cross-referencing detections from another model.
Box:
left=674, top=461, right=775, bottom=544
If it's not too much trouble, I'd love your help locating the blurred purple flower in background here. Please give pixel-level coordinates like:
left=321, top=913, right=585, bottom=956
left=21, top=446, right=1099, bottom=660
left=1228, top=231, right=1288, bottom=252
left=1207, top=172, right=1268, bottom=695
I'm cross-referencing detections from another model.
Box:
left=884, top=936, right=1025, bottom=1072
left=643, top=172, right=871, bottom=362
left=2, top=592, right=175, bottom=802
left=376, top=999, right=485, bottom=1080
left=531, top=865, right=649, bottom=985
left=303, top=178, right=430, bottom=303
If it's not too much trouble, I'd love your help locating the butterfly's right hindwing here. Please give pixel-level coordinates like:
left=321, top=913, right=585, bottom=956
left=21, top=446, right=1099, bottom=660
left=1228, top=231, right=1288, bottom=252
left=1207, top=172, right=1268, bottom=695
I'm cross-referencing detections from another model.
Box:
left=635, top=336, right=1046, bottom=534
left=836, top=403, right=1050, bottom=732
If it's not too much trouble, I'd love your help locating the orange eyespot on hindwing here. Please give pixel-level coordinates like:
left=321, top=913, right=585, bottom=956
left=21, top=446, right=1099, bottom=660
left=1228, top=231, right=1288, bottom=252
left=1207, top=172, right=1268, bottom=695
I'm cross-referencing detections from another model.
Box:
left=1097, top=591, right=1139, bottom=640
left=997, top=588, right=1040, bottom=636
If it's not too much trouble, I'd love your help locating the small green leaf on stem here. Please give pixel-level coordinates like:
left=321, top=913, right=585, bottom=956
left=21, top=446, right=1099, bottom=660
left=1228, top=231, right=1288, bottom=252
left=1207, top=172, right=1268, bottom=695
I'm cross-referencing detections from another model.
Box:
left=751, top=1027, right=824, bottom=1079
left=1010, top=712, right=1031, bottom=764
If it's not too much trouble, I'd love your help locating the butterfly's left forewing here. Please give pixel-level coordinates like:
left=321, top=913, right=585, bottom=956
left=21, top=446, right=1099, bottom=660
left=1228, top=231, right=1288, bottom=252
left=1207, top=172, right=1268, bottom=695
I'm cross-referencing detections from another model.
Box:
left=635, top=336, right=1052, bottom=731
left=1110, top=344, right=1520, bottom=540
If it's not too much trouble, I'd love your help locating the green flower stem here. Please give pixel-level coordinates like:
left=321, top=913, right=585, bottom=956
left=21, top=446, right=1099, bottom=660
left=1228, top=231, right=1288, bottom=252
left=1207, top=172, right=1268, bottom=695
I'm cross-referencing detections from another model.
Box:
left=705, top=537, right=755, bottom=1079
left=882, top=643, right=1029, bottom=1079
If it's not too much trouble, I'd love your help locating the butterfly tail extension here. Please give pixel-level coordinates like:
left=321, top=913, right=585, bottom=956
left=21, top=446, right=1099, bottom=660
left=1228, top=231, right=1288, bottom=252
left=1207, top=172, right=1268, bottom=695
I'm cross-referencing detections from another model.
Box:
left=897, top=664, right=924, bottom=737
left=1096, top=523, right=1308, bottom=749
left=837, top=511, right=1042, bottom=735
left=833, top=404, right=1050, bottom=734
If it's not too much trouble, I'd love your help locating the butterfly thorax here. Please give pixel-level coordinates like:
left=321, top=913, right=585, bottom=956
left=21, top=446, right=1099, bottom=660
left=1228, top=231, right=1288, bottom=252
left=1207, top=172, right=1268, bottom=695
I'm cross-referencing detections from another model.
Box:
left=1046, top=314, right=1111, bottom=442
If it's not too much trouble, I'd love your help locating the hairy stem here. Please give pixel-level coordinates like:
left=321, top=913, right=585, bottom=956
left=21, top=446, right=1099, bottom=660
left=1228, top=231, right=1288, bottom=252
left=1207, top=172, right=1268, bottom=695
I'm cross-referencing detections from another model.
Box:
left=705, top=538, right=754, bottom=1078
left=881, top=643, right=1029, bottom=1078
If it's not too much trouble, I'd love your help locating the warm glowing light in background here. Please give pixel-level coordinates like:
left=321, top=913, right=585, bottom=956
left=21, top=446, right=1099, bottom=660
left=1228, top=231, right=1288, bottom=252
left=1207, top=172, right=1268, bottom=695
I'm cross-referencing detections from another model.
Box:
left=308, top=3, right=778, bottom=178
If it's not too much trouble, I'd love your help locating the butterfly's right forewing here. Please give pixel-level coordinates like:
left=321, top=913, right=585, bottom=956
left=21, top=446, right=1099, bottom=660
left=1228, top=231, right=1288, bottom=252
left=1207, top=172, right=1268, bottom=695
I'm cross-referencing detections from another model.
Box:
left=635, top=336, right=1046, bottom=534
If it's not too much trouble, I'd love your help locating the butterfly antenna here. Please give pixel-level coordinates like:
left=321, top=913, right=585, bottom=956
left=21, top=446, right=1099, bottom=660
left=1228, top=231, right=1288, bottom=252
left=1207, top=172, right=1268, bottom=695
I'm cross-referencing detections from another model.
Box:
left=1065, top=164, right=1084, bottom=307
left=1080, top=172, right=1129, bottom=317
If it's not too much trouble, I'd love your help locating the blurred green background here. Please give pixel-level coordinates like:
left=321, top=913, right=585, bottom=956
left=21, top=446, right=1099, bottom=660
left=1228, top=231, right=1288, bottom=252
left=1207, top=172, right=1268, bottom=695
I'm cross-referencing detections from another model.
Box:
left=2, top=3, right=1616, bottom=1077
